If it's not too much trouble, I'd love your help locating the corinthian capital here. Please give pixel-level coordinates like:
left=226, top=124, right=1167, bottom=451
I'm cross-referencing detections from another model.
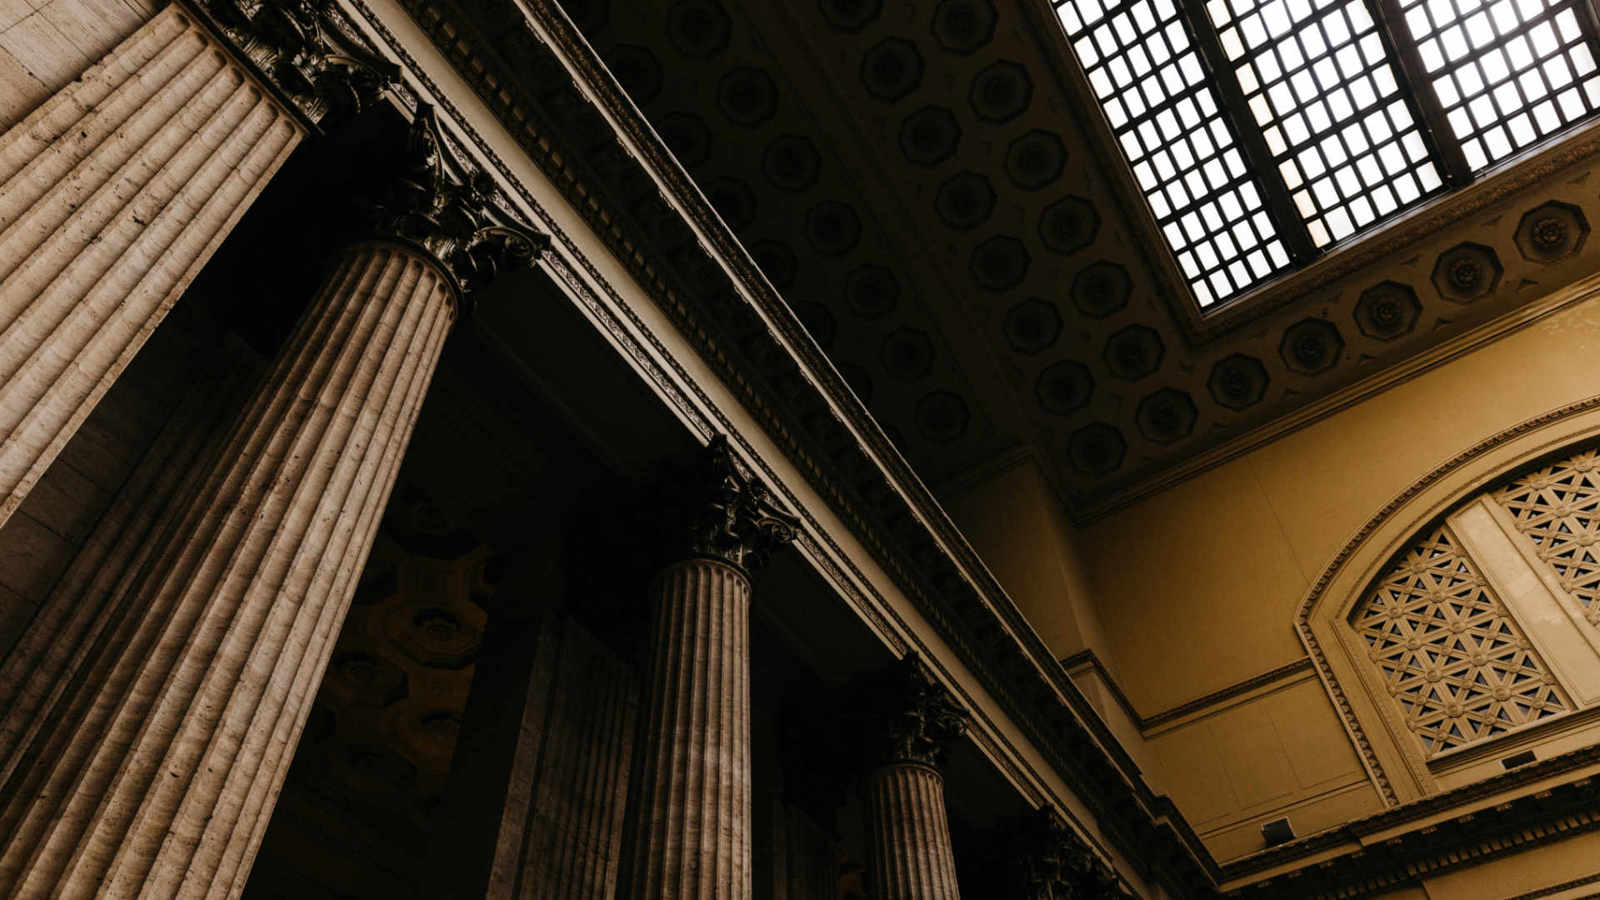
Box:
left=865, top=655, right=969, bottom=770
left=667, top=435, right=799, bottom=573
left=198, top=0, right=397, bottom=125
left=372, top=105, right=551, bottom=296
left=1016, top=809, right=1125, bottom=900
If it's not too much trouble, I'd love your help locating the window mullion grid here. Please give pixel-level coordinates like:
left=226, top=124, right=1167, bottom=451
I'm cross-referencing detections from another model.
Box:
left=1180, top=0, right=1321, bottom=264
left=1568, top=0, right=1600, bottom=139
left=1369, top=0, right=1476, bottom=186
left=1572, top=0, right=1600, bottom=62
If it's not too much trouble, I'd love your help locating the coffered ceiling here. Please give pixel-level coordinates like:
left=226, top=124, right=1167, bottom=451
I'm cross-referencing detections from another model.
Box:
left=556, top=0, right=1600, bottom=517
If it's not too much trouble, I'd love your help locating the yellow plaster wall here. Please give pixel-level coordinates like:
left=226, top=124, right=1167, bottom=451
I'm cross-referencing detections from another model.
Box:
left=941, top=455, right=1111, bottom=660
left=942, top=284, right=1600, bottom=859
left=1141, top=674, right=1382, bottom=860
left=1079, top=288, right=1600, bottom=713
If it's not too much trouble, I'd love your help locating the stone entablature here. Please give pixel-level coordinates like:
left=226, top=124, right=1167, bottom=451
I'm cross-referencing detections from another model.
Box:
left=360, top=0, right=1216, bottom=889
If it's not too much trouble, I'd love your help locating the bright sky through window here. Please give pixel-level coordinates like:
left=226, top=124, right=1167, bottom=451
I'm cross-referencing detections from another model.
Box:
left=1056, top=0, right=1294, bottom=306
left=1212, top=0, right=1443, bottom=245
left=1400, top=0, right=1600, bottom=168
left=1053, top=0, right=1600, bottom=307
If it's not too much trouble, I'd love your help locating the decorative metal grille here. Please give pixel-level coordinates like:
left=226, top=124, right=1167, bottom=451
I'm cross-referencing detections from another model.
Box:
left=1495, top=446, right=1600, bottom=625
left=1398, top=0, right=1600, bottom=171
left=1353, top=525, right=1570, bottom=757
left=1055, top=0, right=1294, bottom=306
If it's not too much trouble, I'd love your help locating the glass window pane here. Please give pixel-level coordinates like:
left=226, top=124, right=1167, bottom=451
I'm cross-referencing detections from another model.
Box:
left=1055, top=0, right=1292, bottom=304
left=1205, top=0, right=1446, bottom=248
left=1398, top=0, right=1600, bottom=168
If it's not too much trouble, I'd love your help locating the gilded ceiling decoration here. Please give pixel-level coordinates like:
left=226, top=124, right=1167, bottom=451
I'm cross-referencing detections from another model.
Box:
left=558, top=0, right=1600, bottom=517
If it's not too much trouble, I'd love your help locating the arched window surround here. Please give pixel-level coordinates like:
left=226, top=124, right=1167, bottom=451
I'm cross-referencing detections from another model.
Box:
left=1299, top=399, right=1600, bottom=805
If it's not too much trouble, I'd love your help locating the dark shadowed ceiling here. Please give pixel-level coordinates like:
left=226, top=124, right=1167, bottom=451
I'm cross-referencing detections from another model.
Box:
left=555, top=0, right=1600, bottom=517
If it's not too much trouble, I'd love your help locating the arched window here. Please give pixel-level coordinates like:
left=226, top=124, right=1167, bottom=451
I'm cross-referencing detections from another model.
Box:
left=1331, top=438, right=1600, bottom=787
left=1302, top=424, right=1600, bottom=802
left=1493, top=447, right=1600, bottom=627
left=1352, top=524, right=1573, bottom=757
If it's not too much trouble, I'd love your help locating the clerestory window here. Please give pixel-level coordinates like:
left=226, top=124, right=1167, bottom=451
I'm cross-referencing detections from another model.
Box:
left=1053, top=0, right=1600, bottom=307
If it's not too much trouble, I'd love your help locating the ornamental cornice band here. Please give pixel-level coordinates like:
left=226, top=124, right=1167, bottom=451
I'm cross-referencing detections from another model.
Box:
left=197, top=0, right=399, bottom=126
left=373, top=105, right=551, bottom=297
left=675, top=435, right=799, bottom=573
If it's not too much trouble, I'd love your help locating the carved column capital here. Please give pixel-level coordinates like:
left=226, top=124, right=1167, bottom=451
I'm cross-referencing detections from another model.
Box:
left=197, top=0, right=398, bottom=125
left=664, top=435, right=799, bottom=574
left=1017, top=808, right=1126, bottom=900
left=369, top=106, right=551, bottom=298
left=865, top=655, right=969, bottom=771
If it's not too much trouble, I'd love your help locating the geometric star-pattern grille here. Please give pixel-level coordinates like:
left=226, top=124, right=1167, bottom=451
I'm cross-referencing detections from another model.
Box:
left=1495, top=447, right=1600, bottom=627
left=1353, top=526, right=1570, bottom=757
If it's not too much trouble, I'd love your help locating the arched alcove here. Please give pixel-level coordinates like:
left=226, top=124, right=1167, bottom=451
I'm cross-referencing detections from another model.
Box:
left=1301, top=398, right=1600, bottom=803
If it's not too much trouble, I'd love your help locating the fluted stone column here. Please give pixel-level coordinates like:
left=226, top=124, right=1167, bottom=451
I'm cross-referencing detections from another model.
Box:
left=627, top=436, right=798, bottom=900
left=770, top=802, right=840, bottom=900
left=432, top=610, right=639, bottom=900
left=0, top=108, right=542, bottom=899
left=514, top=620, right=637, bottom=898
left=0, top=351, right=251, bottom=792
left=861, top=656, right=970, bottom=900
left=0, top=0, right=395, bottom=531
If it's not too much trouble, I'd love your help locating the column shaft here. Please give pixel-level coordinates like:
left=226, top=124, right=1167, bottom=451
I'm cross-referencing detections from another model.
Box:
left=0, top=3, right=303, bottom=530
left=0, top=354, right=246, bottom=789
left=628, top=558, right=753, bottom=900
left=0, top=241, right=455, bottom=899
left=864, top=762, right=962, bottom=900
left=435, top=611, right=639, bottom=900
left=499, top=617, right=637, bottom=899
left=771, top=803, right=839, bottom=900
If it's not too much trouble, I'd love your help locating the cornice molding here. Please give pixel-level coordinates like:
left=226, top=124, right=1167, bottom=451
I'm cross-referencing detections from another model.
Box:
left=1072, top=273, right=1600, bottom=523
left=1510, top=871, right=1600, bottom=900
left=1064, top=650, right=1317, bottom=735
left=351, top=0, right=1217, bottom=891
left=1143, top=658, right=1315, bottom=733
left=1223, top=746, right=1600, bottom=896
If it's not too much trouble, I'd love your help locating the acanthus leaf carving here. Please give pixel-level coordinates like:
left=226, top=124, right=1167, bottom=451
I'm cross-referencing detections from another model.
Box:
left=372, top=105, right=551, bottom=297
left=198, top=0, right=399, bottom=125
left=672, top=435, right=800, bottom=573
left=1017, top=808, right=1127, bottom=900
left=866, top=654, right=969, bottom=770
